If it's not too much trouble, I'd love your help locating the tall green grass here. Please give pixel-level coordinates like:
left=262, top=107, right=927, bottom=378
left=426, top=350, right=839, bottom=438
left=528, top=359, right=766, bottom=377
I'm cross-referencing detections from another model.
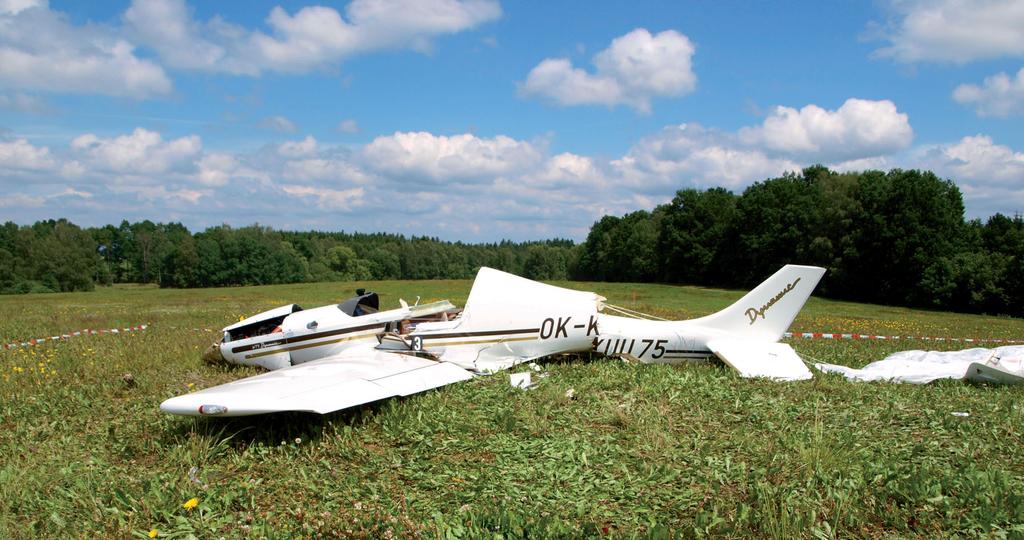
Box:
left=1, top=280, right=1023, bottom=538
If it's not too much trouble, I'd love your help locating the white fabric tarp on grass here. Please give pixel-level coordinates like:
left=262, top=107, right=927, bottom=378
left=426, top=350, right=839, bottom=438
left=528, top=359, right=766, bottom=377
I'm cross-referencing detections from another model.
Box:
left=815, top=346, right=1024, bottom=384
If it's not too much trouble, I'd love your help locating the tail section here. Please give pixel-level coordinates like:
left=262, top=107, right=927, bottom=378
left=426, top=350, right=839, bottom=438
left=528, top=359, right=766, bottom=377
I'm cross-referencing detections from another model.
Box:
left=694, top=265, right=825, bottom=342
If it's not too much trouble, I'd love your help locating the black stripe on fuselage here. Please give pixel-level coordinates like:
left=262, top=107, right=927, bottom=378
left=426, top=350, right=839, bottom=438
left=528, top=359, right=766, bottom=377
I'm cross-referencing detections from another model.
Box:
left=413, top=328, right=539, bottom=340
left=665, top=349, right=712, bottom=354
left=230, top=322, right=387, bottom=353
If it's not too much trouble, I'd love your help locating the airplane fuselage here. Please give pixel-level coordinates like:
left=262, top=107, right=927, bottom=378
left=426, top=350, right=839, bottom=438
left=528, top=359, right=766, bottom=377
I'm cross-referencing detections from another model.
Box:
left=209, top=298, right=456, bottom=370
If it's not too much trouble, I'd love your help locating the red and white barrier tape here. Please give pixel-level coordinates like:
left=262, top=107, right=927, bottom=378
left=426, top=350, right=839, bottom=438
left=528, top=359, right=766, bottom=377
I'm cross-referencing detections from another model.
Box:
left=2, top=324, right=148, bottom=351
left=783, top=332, right=1024, bottom=344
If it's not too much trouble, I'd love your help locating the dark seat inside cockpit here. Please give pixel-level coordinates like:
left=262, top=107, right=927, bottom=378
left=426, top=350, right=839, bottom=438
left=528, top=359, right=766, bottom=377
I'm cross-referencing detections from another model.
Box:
left=338, top=288, right=380, bottom=317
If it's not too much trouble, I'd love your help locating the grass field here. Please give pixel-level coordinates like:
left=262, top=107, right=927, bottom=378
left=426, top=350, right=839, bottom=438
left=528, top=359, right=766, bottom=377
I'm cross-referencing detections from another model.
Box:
left=1, top=278, right=1023, bottom=538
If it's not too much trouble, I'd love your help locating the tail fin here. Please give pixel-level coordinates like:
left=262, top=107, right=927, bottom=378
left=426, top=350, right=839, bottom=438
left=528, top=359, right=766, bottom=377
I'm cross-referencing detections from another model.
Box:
left=694, top=265, right=825, bottom=342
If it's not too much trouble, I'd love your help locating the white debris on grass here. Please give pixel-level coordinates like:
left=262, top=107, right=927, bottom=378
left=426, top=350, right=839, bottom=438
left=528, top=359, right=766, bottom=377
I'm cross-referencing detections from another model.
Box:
left=510, top=372, right=533, bottom=389
left=816, top=346, right=1024, bottom=384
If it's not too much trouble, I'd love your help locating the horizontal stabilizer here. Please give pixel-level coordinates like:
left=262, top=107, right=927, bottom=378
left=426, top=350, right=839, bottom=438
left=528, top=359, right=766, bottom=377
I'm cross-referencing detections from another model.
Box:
left=160, top=347, right=474, bottom=417
left=708, top=339, right=812, bottom=381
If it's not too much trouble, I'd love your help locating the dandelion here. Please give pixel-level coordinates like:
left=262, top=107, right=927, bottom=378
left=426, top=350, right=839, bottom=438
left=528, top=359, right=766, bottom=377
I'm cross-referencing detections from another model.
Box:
left=148, top=529, right=159, bottom=538
left=187, top=382, right=195, bottom=390
left=183, top=497, right=199, bottom=510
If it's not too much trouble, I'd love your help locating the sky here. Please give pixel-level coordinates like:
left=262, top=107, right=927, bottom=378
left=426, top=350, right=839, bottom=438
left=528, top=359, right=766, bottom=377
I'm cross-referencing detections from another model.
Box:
left=1, top=0, right=1023, bottom=241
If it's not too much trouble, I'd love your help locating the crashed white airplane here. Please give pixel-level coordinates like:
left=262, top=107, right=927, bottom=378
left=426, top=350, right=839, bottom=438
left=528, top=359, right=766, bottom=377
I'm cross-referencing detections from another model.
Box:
left=160, top=264, right=825, bottom=417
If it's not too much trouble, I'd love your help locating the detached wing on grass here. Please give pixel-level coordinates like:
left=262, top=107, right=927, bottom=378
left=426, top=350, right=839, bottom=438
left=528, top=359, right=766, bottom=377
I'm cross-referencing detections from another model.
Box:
left=160, top=346, right=474, bottom=417
left=816, top=346, right=1024, bottom=384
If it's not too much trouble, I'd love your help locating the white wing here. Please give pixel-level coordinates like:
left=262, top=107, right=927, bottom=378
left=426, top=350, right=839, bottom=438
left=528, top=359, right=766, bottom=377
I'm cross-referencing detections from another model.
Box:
left=160, top=346, right=474, bottom=417
left=707, top=339, right=813, bottom=381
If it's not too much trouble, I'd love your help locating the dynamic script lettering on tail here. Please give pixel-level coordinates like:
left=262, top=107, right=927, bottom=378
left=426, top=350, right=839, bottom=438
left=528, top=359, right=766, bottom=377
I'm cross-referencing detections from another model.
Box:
left=745, top=278, right=801, bottom=325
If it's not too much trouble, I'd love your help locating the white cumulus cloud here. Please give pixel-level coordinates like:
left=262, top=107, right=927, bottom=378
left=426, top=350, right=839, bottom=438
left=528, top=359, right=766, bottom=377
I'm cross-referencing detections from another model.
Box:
left=953, top=67, right=1024, bottom=117
left=71, top=128, right=201, bottom=175
left=739, top=98, right=913, bottom=162
left=872, top=0, right=1024, bottom=63
left=124, top=0, right=501, bottom=75
left=0, top=3, right=172, bottom=98
left=122, top=0, right=241, bottom=74
left=925, top=134, right=1024, bottom=184
left=0, top=137, right=57, bottom=171
left=277, top=135, right=318, bottom=158
left=195, top=153, right=240, bottom=187
left=614, top=123, right=801, bottom=191
left=529, top=152, right=605, bottom=188
left=521, top=28, right=696, bottom=113
left=283, top=158, right=371, bottom=184
left=362, top=131, right=543, bottom=181
left=915, top=135, right=1024, bottom=218
left=194, top=151, right=272, bottom=188
left=0, top=0, right=500, bottom=100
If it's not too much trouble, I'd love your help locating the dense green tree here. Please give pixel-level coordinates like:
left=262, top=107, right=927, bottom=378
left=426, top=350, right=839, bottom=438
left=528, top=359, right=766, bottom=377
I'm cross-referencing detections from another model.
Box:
left=25, top=219, right=100, bottom=292
left=842, top=169, right=966, bottom=307
left=325, top=244, right=372, bottom=281
left=158, top=224, right=200, bottom=288
left=522, top=245, right=568, bottom=280
left=727, top=172, right=824, bottom=286
left=921, top=251, right=1009, bottom=313
left=366, top=246, right=401, bottom=280
left=807, top=168, right=862, bottom=297
left=576, top=215, right=622, bottom=282
left=658, top=187, right=737, bottom=285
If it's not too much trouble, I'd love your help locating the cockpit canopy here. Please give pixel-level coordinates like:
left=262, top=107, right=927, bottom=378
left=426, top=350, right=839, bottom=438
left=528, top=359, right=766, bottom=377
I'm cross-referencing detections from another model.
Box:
left=223, top=303, right=303, bottom=342
left=338, top=288, right=379, bottom=317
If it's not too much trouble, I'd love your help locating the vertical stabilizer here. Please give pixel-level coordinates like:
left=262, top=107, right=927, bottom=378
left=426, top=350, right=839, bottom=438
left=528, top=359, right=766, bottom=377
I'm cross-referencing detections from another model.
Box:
left=693, top=265, right=825, bottom=342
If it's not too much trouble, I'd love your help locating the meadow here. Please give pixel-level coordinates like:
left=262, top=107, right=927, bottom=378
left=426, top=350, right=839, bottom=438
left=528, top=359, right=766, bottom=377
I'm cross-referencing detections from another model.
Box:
left=1, top=278, right=1023, bottom=538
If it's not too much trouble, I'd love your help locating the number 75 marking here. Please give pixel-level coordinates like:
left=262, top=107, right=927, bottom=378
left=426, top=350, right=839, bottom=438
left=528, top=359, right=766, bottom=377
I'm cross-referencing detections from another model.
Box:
left=638, top=339, right=667, bottom=359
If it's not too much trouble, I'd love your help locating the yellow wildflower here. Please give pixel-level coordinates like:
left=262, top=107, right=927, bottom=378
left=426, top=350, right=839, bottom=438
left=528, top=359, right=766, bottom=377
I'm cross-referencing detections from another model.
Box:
left=183, top=497, right=199, bottom=510
left=148, top=529, right=159, bottom=538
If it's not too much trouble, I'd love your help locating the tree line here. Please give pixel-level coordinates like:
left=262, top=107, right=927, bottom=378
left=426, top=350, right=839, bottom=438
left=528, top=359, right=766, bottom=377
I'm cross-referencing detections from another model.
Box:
left=0, top=220, right=577, bottom=293
left=2, top=166, right=1022, bottom=317
left=576, top=166, right=1024, bottom=317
